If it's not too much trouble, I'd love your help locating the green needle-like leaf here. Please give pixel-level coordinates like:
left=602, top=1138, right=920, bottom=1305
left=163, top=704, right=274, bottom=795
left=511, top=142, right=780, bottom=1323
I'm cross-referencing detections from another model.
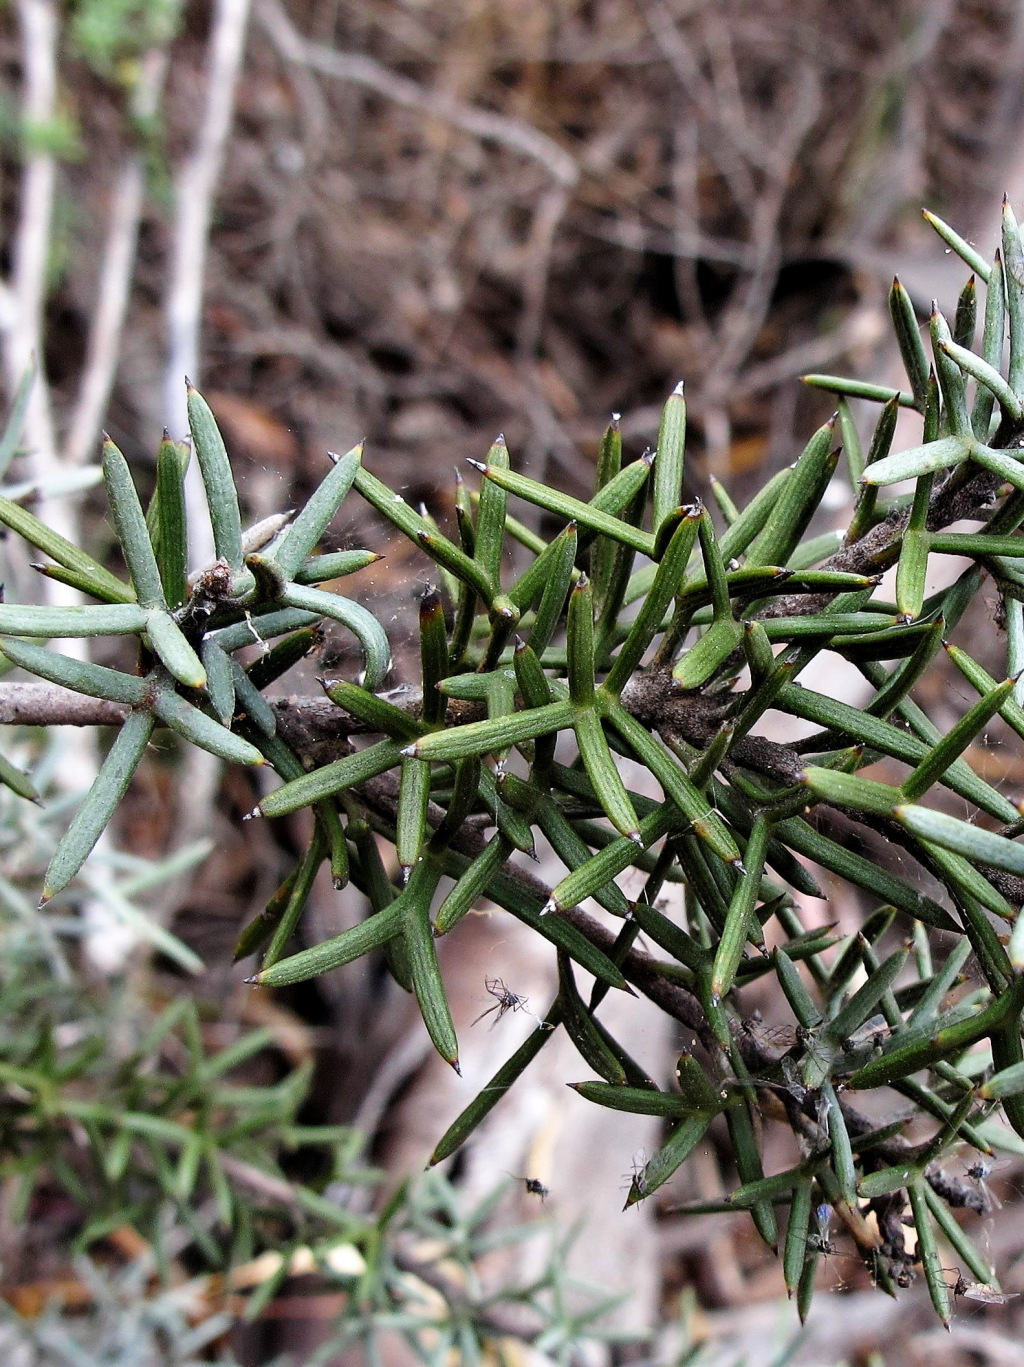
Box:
left=605, top=506, right=700, bottom=695
left=429, top=1006, right=562, bottom=1165
left=474, top=435, right=508, bottom=588
left=902, top=676, right=1015, bottom=801
left=0, top=495, right=135, bottom=603
left=709, top=815, right=768, bottom=1001
left=201, top=638, right=235, bottom=726
left=279, top=584, right=391, bottom=690
left=923, top=209, right=991, bottom=280
left=272, top=444, right=362, bottom=580
left=625, top=1113, right=713, bottom=1206
left=1003, top=196, right=1024, bottom=397
left=154, top=434, right=188, bottom=608
left=652, top=381, right=686, bottom=534
left=861, top=434, right=974, bottom=487
left=402, top=868, right=459, bottom=1069
left=744, top=418, right=837, bottom=568
left=152, top=687, right=265, bottom=766
left=939, top=338, right=1022, bottom=422
left=573, top=706, right=640, bottom=841
left=258, top=739, right=403, bottom=817
left=469, top=460, right=655, bottom=557
left=145, top=609, right=206, bottom=689
left=253, top=901, right=403, bottom=987
left=802, top=374, right=915, bottom=407
left=187, top=383, right=244, bottom=572
left=396, top=757, right=431, bottom=874
left=566, top=575, right=595, bottom=705
left=42, top=708, right=155, bottom=901
left=527, top=521, right=577, bottom=657
left=0, top=749, right=38, bottom=802
left=0, top=602, right=148, bottom=636
left=294, top=549, right=380, bottom=584
left=568, top=1082, right=693, bottom=1117
left=895, top=803, right=1024, bottom=876
left=0, top=635, right=147, bottom=705
left=909, top=1178, right=950, bottom=1327
left=406, top=699, right=574, bottom=762
left=607, top=705, right=739, bottom=863
left=889, top=277, right=929, bottom=407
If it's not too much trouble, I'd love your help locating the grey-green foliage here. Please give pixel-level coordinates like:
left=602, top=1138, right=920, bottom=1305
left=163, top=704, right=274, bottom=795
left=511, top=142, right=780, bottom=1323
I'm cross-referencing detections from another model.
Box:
left=0, top=801, right=611, bottom=1363
left=10, top=205, right=1024, bottom=1323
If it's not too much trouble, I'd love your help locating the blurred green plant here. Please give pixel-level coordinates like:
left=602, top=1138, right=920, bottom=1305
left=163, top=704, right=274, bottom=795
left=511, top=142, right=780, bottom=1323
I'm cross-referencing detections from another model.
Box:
left=9, top=203, right=1024, bottom=1326
left=0, top=769, right=615, bottom=1361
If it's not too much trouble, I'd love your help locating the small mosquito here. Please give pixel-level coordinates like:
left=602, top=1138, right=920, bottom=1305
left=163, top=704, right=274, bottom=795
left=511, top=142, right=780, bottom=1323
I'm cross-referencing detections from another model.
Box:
left=807, top=1203, right=839, bottom=1257
left=623, top=1148, right=649, bottom=1201
left=948, top=1272, right=1019, bottom=1305
left=471, top=978, right=530, bottom=1029
left=506, top=1174, right=549, bottom=1201
left=964, top=1155, right=1009, bottom=1212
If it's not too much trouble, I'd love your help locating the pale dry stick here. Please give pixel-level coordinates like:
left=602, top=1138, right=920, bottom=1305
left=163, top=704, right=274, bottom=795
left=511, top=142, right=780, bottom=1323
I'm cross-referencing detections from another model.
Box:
left=149, top=0, right=254, bottom=939
left=164, top=0, right=254, bottom=570
left=5, top=0, right=64, bottom=549
left=256, top=0, right=579, bottom=191
left=63, top=45, right=173, bottom=470
left=516, top=184, right=571, bottom=363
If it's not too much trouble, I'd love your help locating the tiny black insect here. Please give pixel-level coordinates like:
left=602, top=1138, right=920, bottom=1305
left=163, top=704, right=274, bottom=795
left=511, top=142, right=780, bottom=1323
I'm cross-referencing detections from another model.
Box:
left=507, top=1173, right=549, bottom=1200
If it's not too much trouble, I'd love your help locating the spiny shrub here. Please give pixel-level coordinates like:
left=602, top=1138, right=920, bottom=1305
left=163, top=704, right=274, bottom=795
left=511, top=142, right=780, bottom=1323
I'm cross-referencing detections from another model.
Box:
left=6, top=204, right=1024, bottom=1324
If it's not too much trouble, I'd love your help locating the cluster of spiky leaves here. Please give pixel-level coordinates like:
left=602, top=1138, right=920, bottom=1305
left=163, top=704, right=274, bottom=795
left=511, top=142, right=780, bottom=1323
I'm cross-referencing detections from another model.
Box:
left=10, top=207, right=1024, bottom=1323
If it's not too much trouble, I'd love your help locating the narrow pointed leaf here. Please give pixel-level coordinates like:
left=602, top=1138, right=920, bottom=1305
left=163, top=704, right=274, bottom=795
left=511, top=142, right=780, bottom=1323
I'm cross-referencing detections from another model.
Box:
left=472, top=461, right=655, bottom=556
left=408, top=699, right=574, bottom=762
left=1002, top=197, right=1024, bottom=396
left=939, top=338, right=1022, bottom=422
left=254, top=901, right=403, bottom=987
left=146, top=609, right=206, bottom=689
left=745, top=420, right=837, bottom=568
left=280, top=584, right=391, bottom=690
left=802, top=375, right=915, bottom=406
left=474, top=435, right=508, bottom=587
left=187, top=383, right=243, bottom=571
left=626, top=1113, right=714, bottom=1205
left=272, top=445, right=362, bottom=579
left=154, top=435, right=188, bottom=608
left=889, top=278, right=929, bottom=407
left=294, top=549, right=379, bottom=584
left=568, top=1082, right=692, bottom=1118
left=902, top=676, right=1015, bottom=801
left=0, top=636, right=147, bottom=705
left=861, top=435, right=974, bottom=487
left=42, top=708, right=155, bottom=899
left=528, top=522, right=577, bottom=657
left=429, top=1006, right=562, bottom=1165
left=922, top=210, right=991, bottom=279
left=201, top=638, right=235, bottom=726
left=0, top=603, right=148, bottom=636
left=0, top=494, right=135, bottom=603
left=566, top=575, right=595, bottom=705
left=895, top=803, right=1024, bottom=876
left=258, top=739, right=403, bottom=816
left=152, top=688, right=265, bottom=766
left=402, top=867, right=459, bottom=1067
left=605, top=507, right=700, bottom=695
left=653, top=381, right=686, bottom=533
left=262, top=831, right=326, bottom=969
left=573, top=706, right=640, bottom=840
